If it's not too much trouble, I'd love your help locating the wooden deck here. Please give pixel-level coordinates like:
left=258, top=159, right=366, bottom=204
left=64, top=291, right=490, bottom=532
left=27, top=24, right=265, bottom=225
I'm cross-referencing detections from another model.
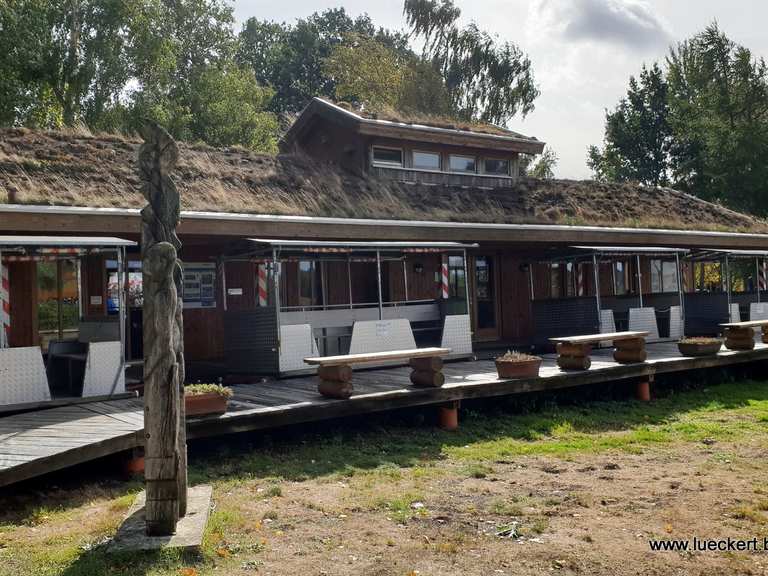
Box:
left=2, top=341, right=768, bottom=487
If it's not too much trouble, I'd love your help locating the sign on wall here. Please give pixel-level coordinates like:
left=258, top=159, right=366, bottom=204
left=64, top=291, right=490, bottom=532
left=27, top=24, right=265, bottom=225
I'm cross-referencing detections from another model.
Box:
left=182, top=263, right=217, bottom=309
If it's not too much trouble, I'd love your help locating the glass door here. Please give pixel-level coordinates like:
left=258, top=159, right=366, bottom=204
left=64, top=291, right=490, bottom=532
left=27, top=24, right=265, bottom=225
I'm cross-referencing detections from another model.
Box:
left=473, top=254, right=500, bottom=341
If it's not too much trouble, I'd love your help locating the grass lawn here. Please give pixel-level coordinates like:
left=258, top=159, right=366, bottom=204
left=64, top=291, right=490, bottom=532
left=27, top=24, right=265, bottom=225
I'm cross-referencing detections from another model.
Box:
left=1, top=377, right=767, bottom=575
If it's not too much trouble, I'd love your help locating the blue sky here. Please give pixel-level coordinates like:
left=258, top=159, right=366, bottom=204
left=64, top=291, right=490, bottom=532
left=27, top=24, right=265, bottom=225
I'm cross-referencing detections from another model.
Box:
left=230, top=0, right=768, bottom=179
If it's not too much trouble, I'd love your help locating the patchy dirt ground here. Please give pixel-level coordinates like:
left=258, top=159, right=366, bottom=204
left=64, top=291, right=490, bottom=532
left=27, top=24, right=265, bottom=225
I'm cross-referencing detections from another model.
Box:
left=1, top=379, right=767, bottom=575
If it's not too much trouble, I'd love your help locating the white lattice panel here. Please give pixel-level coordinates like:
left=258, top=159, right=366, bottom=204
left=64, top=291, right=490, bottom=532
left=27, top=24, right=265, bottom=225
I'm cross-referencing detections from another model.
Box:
left=750, top=302, right=768, bottom=321
left=629, top=307, right=660, bottom=342
left=730, top=303, right=741, bottom=323
left=440, top=314, right=472, bottom=355
left=599, top=309, right=616, bottom=347
left=82, top=341, right=125, bottom=397
left=0, top=347, right=50, bottom=405
left=348, top=319, right=416, bottom=355
left=669, top=305, right=684, bottom=340
left=280, top=324, right=319, bottom=373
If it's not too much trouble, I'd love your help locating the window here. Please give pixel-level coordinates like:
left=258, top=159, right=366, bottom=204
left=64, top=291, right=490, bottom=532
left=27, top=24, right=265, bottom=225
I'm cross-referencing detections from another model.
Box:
left=297, top=260, right=323, bottom=307
left=449, top=154, right=476, bottom=173
left=484, top=158, right=510, bottom=175
left=371, top=146, right=402, bottom=167
left=650, top=259, right=679, bottom=293
left=613, top=260, right=628, bottom=295
left=412, top=150, right=441, bottom=170
left=550, top=263, right=562, bottom=298
left=448, top=255, right=466, bottom=298
left=565, top=261, right=575, bottom=297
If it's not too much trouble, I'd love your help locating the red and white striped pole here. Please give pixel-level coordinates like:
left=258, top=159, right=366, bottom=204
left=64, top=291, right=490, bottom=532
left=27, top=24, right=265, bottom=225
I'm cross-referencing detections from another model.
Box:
left=440, top=255, right=449, bottom=299
left=257, top=263, right=268, bottom=307
left=759, top=259, right=767, bottom=292
left=577, top=262, right=585, bottom=296
left=0, top=257, right=9, bottom=348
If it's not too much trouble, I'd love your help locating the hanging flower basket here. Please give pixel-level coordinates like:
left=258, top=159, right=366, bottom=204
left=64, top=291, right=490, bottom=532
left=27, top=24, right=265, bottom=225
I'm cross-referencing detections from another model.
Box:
left=185, top=384, right=233, bottom=417
left=494, top=351, right=543, bottom=379
left=677, top=337, right=722, bottom=357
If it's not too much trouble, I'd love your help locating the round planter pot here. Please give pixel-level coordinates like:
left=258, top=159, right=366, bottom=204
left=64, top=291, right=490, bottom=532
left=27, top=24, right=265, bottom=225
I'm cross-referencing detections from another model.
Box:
left=185, top=392, right=229, bottom=417
left=495, top=358, right=542, bottom=379
left=677, top=341, right=722, bottom=357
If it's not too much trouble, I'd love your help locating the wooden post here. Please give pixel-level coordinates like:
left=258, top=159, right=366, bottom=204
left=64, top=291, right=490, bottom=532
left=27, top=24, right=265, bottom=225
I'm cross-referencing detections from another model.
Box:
left=439, top=401, right=459, bottom=430
left=139, top=122, right=187, bottom=536
left=636, top=376, right=652, bottom=402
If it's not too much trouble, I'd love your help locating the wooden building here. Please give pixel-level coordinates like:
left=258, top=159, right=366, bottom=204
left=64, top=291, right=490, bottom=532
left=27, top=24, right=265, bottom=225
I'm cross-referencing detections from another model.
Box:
left=2, top=98, right=768, bottom=384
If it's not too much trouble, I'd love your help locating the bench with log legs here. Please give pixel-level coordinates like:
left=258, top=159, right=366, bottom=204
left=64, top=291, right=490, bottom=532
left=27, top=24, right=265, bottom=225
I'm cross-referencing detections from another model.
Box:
left=549, top=331, right=650, bottom=370
left=304, top=347, right=451, bottom=399
left=720, top=320, right=768, bottom=350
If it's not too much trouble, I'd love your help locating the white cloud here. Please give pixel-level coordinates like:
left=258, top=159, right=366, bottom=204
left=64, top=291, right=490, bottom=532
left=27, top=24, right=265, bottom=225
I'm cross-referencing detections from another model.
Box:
left=528, top=0, right=671, bottom=50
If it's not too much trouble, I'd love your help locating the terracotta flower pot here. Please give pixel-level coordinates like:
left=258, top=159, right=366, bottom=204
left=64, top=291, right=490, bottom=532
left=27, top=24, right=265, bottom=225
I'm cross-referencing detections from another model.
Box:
left=677, top=340, right=722, bottom=357
left=495, top=358, right=542, bottom=379
left=185, top=392, right=229, bottom=417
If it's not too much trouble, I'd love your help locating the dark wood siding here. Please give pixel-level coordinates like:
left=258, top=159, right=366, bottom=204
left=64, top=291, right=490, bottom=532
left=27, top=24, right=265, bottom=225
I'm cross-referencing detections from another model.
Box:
left=8, top=261, right=37, bottom=347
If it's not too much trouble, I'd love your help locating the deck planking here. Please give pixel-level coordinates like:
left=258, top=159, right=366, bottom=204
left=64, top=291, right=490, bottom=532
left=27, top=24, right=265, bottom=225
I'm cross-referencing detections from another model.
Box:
left=1, top=341, right=768, bottom=487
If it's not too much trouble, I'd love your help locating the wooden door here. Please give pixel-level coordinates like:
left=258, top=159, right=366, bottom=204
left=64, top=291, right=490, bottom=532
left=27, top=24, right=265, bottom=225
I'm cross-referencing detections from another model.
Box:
left=471, top=254, right=501, bottom=341
left=500, top=254, right=534, bottom=343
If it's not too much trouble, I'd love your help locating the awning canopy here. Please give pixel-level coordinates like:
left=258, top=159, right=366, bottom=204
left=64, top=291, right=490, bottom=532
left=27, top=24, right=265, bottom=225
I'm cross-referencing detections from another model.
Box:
left=541, top=245, right=690, bottom=262
left=0, top=236, right=135, bottom=249
left=688, top=248, right=768, bottom=260
left=223, top=238, right=477, bottom=259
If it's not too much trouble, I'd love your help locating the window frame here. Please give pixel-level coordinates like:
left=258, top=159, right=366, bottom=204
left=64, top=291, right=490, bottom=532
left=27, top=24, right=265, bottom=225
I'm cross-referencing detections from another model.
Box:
left=483, top=157, right=511, bottom=176
left=370, top=145, right=404, bottom=168
left=448, top=154, right=477, bottom=174
left=411, top=149, right=442, bottom=171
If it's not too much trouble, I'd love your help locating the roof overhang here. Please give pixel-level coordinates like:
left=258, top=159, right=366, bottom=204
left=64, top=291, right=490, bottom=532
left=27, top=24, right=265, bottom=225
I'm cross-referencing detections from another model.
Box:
left=2, top=204, right=768, bottom=250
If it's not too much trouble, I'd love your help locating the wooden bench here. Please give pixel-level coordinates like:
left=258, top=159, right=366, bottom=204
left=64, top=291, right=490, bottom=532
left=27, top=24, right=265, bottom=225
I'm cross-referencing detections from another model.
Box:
left=549, top=331, right=650, bottom=370
left=304, top=347, right=451, bottom=399
left=719, top=320, right=768, bottom=350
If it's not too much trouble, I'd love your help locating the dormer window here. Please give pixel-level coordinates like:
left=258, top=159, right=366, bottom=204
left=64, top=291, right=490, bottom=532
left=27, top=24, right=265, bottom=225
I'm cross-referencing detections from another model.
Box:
left=449, top=154, right=476, bottom=173
left=371, top=146, right=403, bottom=167
left=484, top=158, right=510, bottom=176
left=412, top=150, right=441, bottom=170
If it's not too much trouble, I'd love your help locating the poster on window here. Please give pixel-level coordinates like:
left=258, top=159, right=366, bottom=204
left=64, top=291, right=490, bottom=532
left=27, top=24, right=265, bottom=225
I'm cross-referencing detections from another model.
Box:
left=182, top=263, right=217, bottom=309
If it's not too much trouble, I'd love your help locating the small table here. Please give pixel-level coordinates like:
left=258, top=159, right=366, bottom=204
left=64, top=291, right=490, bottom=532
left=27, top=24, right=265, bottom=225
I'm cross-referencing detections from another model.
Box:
left=304, top=347, right=451, bottom=399
left=719, top=320, right=768, bottom=350
left=549, top=331, right=650, bottom=370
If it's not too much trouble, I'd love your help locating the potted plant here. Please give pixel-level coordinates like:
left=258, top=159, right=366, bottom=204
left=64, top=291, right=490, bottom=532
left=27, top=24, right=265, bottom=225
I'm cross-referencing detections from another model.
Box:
left=677, top=337, right=723, bottom=357
left=184, top=383, right=233, bottom=417
left=494, top=350, right=543, bottom=379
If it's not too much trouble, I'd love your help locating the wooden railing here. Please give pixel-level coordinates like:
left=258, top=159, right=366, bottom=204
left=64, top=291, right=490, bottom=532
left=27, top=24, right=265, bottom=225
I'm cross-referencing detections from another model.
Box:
left=370, top=165, right=517, bottom=188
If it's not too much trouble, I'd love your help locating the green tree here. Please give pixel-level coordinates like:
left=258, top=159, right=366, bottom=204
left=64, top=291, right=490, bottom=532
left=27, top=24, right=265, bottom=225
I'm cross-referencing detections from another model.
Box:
left=528, top=147, right=558, bottom=179
left=404, top=0, right=539, bottom=125
left=587, top=63, right=671, bottom=186
left=666, top=23, right=768, bottom=213
left=238, top=9, right=401, bottom=115
left=322, top=33, right=404, bottom=108
left=189, top=64, right=278, bottom=152
left=0, top=0, right=134, bottom=129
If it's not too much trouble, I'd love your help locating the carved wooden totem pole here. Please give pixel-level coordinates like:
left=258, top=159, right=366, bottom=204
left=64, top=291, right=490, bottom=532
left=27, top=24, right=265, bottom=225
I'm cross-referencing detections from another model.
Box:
left=139, top=122, right=188, bottom=535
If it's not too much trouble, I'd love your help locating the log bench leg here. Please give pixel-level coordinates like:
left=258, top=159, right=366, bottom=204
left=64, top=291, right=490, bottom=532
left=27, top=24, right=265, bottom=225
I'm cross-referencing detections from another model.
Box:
left=724, top=327, right=756, bottom=351
left=317, top=364, right=354, bottom=399
left=763, top=326, right=768, bottom=345
left=613, top=337, right=647, bottom=364
left=438, top=400, right=459, bottom=430
left=410, top=356, right=445, bottom=388
left=556, top=342, right=592, bottom=370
